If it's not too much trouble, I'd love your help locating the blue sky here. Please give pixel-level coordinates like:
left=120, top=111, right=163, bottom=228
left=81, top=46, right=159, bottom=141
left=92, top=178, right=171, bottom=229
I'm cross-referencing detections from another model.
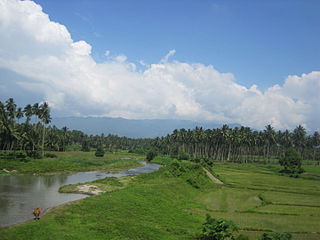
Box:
left=33, top=0, right=320, bottom=89
left=0, top=0, right=319, bottom=130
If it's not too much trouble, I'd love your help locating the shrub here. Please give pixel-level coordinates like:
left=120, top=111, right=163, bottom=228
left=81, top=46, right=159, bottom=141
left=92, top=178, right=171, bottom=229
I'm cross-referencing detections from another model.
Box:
left=168, top=160, right=186, bottom=177
left=26, top=151, right=42, bottom=159
left=259, top=232, right=292, bottom=240
left=4, top=151, right=29, bottom=162
left=200, top=214, right=238, bottom=240
left=186, top=178, right=200, bottom=189
left=191, top=157, right=214, bottom=167
left=44, top=153, right=57, bottom=158
left=146, top=150, right=157, bottom=161
left=95, top=145, right=105, bottom=157
left=178, top=152, right=190, bottom=160
left=279, top=148, right=303, bottom=175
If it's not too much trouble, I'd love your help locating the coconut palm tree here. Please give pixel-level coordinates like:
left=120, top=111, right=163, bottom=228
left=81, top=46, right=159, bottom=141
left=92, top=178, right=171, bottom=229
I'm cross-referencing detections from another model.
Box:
left=292, top=125, right=307, bottom=157
left=264, top=124, right=276, bottom=160
left=38, top=102, right=51, bottom=156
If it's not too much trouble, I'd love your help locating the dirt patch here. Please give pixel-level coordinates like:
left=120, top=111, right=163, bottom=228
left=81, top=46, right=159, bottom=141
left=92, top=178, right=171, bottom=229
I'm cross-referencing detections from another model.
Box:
left=76, top=184, right=103, bottom=195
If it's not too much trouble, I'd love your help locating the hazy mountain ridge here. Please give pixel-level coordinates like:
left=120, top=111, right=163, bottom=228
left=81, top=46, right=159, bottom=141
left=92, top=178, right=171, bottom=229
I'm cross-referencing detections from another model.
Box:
left=51, top=117, right=241, bottom=138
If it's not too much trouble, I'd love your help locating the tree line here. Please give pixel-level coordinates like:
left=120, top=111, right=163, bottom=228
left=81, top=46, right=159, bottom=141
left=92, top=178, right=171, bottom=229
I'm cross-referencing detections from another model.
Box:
left=2, top=98, right=319, bottom=164
left=0, top=98, right=51, bottom=156
left=151, top=125, right=320, bottom=164
left=0, top=98, right=152, bottom=156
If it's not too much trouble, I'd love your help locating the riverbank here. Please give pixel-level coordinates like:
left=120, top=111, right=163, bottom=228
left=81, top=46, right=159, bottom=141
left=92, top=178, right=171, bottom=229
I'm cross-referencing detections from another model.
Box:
left=1, top=162, right=159, bottom=230
left=0, top=151, right=144, bottom=175
left=59, top=175, right=137, bottom=195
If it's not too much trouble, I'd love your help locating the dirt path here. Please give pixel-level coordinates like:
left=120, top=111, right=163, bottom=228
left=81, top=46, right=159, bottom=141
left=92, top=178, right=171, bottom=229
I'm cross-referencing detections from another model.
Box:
left=203, top=167, right=223, bottom=184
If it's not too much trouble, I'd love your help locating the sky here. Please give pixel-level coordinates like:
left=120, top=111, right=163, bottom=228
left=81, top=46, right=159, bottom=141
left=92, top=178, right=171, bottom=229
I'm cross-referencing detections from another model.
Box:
left=0, top=0, right=319, bottom=131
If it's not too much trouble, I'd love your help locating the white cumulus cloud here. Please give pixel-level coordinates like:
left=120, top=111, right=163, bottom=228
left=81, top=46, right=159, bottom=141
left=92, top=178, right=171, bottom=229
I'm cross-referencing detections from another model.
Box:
left=0, top=0, right=319, bottom=131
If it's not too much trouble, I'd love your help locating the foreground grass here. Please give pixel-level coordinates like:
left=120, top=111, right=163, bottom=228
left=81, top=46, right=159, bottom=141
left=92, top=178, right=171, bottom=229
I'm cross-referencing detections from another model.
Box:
left=1, top=156, right=319, bottom=240
left=0, top=158, right=211, bottom=240
left=0, top=151, right=143, bottom=174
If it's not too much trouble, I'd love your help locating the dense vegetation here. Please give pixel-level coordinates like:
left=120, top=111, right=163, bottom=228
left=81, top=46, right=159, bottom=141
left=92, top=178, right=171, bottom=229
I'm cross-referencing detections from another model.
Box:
left=0, top=98, right=152, bottom=155
left=1, top=98, right=319, bottom=168
left=151, top=125, right=320, bottom=164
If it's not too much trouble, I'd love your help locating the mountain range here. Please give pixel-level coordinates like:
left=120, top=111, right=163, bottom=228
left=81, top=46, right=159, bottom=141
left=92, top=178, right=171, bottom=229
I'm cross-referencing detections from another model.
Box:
left=50, top=117, right=240, bottom=138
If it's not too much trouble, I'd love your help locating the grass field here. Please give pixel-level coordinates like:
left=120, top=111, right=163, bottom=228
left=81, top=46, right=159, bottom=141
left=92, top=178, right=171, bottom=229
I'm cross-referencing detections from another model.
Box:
left=0, top=151, right=144, bottom=174
left=1, top=155, right=319, bottom=240
left=199, top=163, right=320, bottom=239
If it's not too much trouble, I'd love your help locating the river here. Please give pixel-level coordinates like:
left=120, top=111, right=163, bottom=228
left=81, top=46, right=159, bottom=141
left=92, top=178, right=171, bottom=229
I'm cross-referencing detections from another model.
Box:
left=0, top=162, right=161, bottom=227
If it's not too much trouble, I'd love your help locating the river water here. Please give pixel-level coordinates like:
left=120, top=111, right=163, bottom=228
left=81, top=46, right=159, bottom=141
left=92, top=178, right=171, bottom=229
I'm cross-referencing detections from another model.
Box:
left=0, top=162, right=160, bottom=227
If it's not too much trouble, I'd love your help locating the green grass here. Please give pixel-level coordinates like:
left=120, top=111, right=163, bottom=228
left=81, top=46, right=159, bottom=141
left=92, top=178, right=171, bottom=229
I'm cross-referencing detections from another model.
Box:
left=255, top=204, right=320, bottom=216
left=198, top=163, right=320, bottom=239
left=0, top=158, right=209, bottom=240
left=0, top=151, right=144, bottom=174
left=214, top=163, right=320, bottom=195
left=1, top=156, right=320, bottom=239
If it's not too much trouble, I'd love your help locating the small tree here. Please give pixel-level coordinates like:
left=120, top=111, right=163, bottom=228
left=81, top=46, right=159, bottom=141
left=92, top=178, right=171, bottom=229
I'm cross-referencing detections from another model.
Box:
left=200, top=214, right=238, bottom=240
left=146, top=150, right=157, bottom=161
left=95, top=145, right=105, bottom=157
left=279, top=148, right=303, bottom=175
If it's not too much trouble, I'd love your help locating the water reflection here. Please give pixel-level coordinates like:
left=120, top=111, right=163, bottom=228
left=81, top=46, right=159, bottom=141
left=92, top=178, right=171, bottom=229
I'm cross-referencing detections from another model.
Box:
left=0, top=162, right=160, bottom=227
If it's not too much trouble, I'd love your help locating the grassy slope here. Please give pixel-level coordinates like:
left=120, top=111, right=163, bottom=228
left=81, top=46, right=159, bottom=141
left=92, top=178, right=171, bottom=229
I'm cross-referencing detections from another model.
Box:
left=1, top=156, right=320, bottom=240
left=0, top=151, right=143, bottom=174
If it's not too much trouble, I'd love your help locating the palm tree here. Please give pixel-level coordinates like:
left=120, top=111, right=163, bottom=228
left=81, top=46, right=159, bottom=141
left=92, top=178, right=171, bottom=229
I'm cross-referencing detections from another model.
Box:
left=264, top=124, right=276, bottom=160
left=38, top=102, right=51, bottom=157
left=15, top=107, right=24, bottom=123
left=1, top=99, right=19, bottom=150
left=5, top=98, right=16, bottom=120
left=61, top=126, right=69, bottom=151
left=311, top=131, right=320, bottom=163
left=292, top=125, right=307, bottom=157
left=23, top=104, right=33, bottom=124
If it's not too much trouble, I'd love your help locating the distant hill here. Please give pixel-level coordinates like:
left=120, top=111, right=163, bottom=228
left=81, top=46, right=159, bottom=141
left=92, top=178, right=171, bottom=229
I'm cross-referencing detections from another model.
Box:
left=51, top=117, right=240, bottom=138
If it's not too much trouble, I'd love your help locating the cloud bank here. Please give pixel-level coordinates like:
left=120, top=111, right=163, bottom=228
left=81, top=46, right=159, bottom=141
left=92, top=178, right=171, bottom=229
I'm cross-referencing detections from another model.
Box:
left=0, top=0, right=319, bottom=131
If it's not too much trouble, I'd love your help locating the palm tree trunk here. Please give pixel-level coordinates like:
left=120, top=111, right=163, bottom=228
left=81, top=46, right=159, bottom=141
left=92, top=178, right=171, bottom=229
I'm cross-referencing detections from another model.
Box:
left=42, top=124, right=45, bottom=157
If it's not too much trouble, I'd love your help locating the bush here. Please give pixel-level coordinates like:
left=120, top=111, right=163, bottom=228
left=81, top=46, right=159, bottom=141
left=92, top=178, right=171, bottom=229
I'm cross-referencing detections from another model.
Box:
left=191, top=157, right=214, bottom=167
left=168, top=160, right=186, bottom=177
left=260, top=232, right=292, bottom=240
left=44, top=153, right=57, bottom=158
left=2, top=151, right=29, bottom=162
left=279, top=148, right=303, bottom=175
left=26, top=151, right=42, bottom=159
left=95, top=145, right=105, bottom=157
left=200, top=214, right=238, bottom=240
left=178, top=152, right=190, bottom=160
left=146, top=150, right=157, bottom=161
